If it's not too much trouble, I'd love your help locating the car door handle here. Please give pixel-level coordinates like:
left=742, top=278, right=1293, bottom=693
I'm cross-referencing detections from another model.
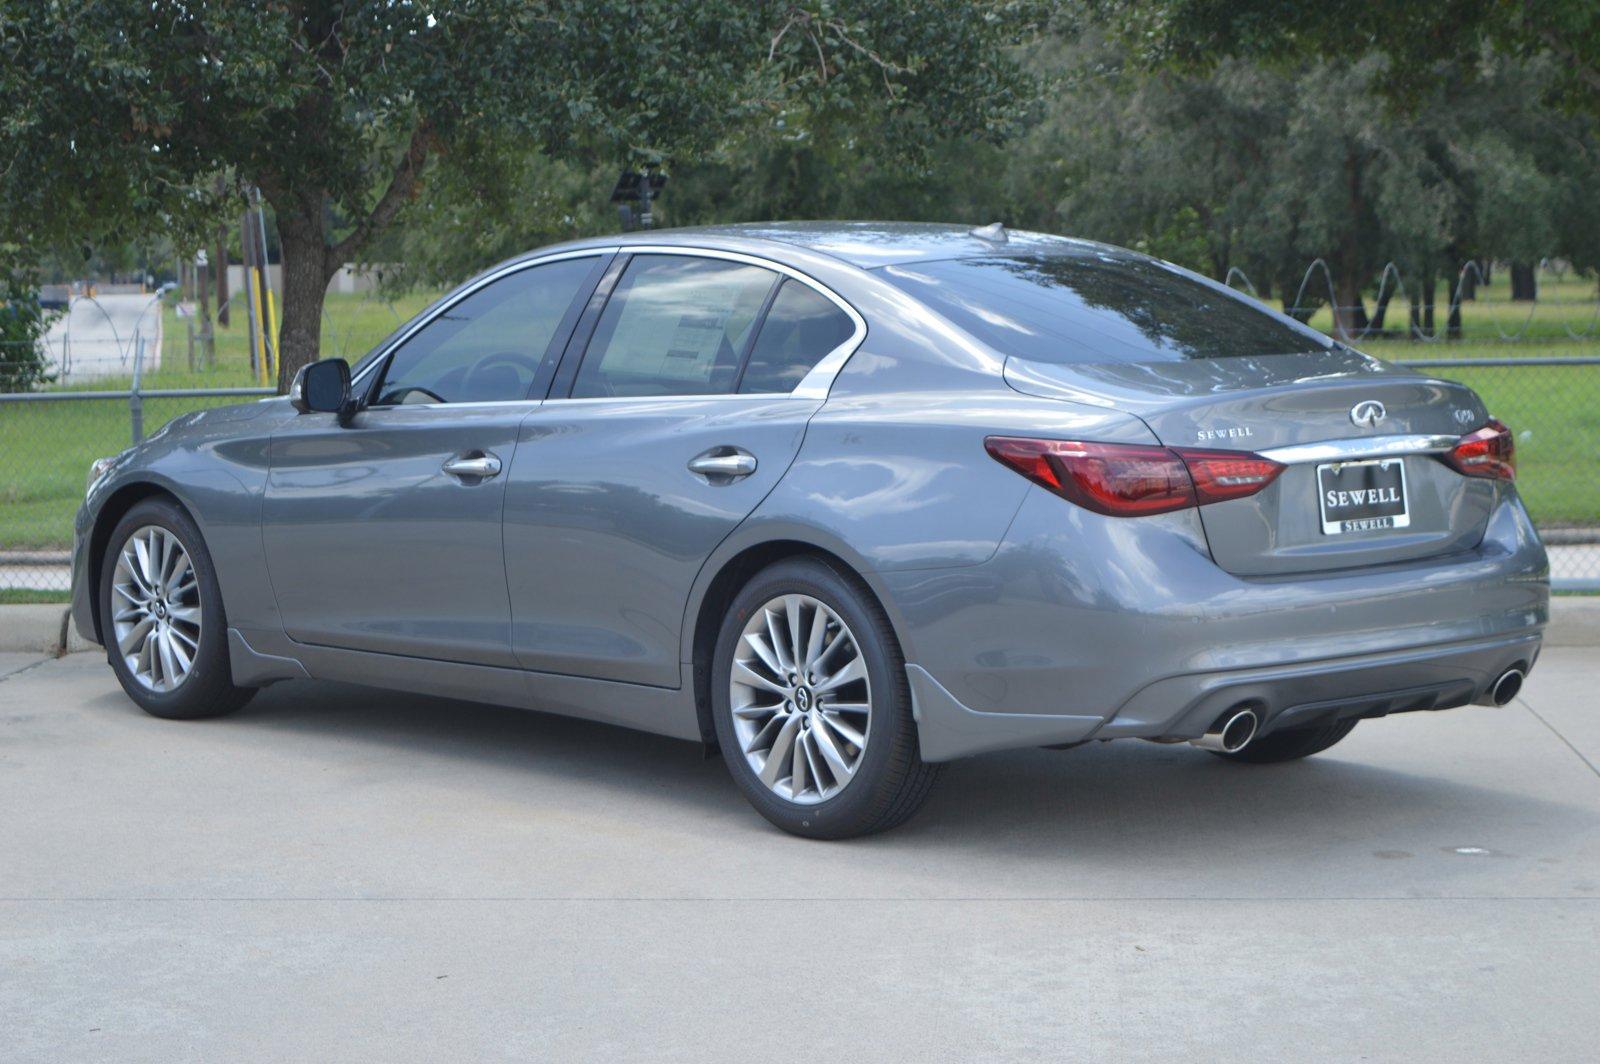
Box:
left=442, top=452, right=502, bottom=480
left=687, top=449, right=758, bottom=480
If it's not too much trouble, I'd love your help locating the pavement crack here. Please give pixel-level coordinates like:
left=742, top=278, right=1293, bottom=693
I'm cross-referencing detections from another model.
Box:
left=1520, top=697, right=1600, bottom=784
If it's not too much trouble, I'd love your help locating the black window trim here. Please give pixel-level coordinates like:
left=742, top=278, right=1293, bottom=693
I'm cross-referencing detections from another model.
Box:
left=351, top=248, right=615, bottom=410
left=546, top=247, right=867, bottom=403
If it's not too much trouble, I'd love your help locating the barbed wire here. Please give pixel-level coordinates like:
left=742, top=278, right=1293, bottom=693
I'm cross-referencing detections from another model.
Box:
left=1228, top=258, right=1600, bottom=344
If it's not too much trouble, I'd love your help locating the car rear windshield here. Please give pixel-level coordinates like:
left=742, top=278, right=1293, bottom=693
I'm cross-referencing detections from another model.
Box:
left=880, top=252, right=1330, bottom=364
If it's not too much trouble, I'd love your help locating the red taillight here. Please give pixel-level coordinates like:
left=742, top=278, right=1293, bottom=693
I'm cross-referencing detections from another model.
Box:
left=984, top=437, right=1284, bottom=517
left=1445, top=418, right=1515, bottom=480
left=1177, top=448, right=1287, bottom=505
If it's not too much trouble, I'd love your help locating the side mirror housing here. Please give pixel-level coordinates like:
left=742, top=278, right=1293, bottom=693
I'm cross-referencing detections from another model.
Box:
left=290, top=358, right=354, bottom=421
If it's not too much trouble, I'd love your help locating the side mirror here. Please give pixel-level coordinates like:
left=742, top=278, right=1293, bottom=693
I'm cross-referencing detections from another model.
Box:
left=290, top=358, right=354, bottom=421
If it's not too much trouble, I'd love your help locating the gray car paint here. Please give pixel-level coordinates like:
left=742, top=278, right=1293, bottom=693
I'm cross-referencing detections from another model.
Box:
left=72, top=222, right=1549, bottom=764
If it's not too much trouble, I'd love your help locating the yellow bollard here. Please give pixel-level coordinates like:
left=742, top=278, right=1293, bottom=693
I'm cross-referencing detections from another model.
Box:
left=247, top=266, right=268, bottom=386
left=264, top=285, right=280, bottom=381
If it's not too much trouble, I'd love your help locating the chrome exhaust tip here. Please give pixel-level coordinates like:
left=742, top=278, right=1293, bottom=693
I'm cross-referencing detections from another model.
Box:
left=1190, top=707, right=1259, bottom=754
left=1484, top=668, right=1525, bottom=707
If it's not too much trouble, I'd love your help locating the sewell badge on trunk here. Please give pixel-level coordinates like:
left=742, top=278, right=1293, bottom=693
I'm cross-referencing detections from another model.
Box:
left=1317, top=458, right=1410, bottom=535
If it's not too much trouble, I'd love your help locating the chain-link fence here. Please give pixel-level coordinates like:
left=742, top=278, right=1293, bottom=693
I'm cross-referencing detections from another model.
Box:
left=3, top=311, right=1599, bottom=598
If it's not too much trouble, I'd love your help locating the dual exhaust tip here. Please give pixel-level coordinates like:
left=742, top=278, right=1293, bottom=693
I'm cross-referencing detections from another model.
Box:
left=1190, top=707, right=1259, bottom=754
left=1190, top=666, right=1526, bottom=753
left=1480, top=667, right=1526, bottom=707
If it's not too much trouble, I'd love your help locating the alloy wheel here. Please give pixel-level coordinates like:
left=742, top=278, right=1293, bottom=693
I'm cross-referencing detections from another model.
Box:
left=729, top=593, right=872, bottom=804
left=111, top=525, right=202, bottom=693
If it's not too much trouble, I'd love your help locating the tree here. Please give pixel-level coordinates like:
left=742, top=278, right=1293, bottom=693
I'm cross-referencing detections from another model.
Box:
left=2, top=1, right=1032, bottom=390
left=0, top=272, right=57, bottom=393
left=1104, top=1, right=1600, bottom=116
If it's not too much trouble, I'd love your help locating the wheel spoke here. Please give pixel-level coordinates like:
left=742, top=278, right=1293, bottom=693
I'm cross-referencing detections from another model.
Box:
left=760, top=716, right=800, bottom=787
left=810, top=722, right=856, bottom=786
left=791, top=727, right=809, bottom=796
left=820, top=710, right=866, bottom=748
left=784, top=597, right=805, bottom=671
left=733, top=660, right=787, bottom=696
left=743, top=631, right=784, bottom=677
left=118, top=615, right=154, bottom=655
left=803, top=605, right=828, bottom=672
left=764, top=608, right=794, bottom=673
left=816, top=654, right=865, bottom=693
left=167, top=623, right=200, bottom=652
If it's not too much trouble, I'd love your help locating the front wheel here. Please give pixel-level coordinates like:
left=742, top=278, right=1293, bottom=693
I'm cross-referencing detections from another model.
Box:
left=710, top=557, right=939, bottom=839
left=99, top=497, right=255, bottom=720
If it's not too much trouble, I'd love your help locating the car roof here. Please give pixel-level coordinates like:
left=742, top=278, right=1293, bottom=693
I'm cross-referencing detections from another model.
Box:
left=555, top=221, right=1116, bottom=269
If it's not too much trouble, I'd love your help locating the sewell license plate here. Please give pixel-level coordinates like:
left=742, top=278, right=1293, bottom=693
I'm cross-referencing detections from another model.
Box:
left=1317, top=458, right=1410, bottom=535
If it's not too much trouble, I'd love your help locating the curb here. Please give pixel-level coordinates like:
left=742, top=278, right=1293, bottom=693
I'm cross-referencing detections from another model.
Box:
left=2, top=598, right=1598, bottom=658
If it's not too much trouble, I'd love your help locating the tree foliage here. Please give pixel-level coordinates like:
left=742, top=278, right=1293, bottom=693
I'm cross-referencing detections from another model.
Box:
left=2, top=1, right=1035, bottom=387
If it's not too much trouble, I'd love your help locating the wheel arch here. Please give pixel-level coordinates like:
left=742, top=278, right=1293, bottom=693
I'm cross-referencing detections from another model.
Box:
left=85, top=481, right=195, bottom=643
left=684, top=530, right=909, bottom=748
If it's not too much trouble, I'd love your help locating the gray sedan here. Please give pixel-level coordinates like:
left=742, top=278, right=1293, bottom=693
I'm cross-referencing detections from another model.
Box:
left=71, top=223, right=1549, bottom=838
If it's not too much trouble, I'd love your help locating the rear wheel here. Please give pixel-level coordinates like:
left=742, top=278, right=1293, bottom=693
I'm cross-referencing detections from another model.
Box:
left=711, top=557, right=939, bottom=839
left=1213, top=719, right=1357, bottom=764
left=99, top=498, right=255, bottom=720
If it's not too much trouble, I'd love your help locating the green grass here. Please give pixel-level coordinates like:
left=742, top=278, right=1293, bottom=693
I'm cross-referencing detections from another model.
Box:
left=2, top=291, right=441, bottom=551
left=0, top=588, right=70, bottom=604
left=1297, top=267, right=1600, bottom=343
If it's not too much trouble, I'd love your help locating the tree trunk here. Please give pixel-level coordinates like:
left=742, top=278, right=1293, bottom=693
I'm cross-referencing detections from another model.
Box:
left=1510, top=261, right=1537, bottom=302
left=1332, top=274, right=1368, bottom=337
left=213, top=226, right=231, bottom=327
left=195, top=252, right=214, bottom=368
left=1370, top=283, right=1394, bottom=332
left=275, top=211, right=336, bottom=393
left=1447, top=272, right=1464, bottom=340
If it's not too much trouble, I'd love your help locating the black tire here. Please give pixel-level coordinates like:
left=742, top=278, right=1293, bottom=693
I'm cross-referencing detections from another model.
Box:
left=99, top=497, right=255, bottom=720
left=710, top=556, right=939, bottom=839
left=1213, top=719, right=1358, bottom=764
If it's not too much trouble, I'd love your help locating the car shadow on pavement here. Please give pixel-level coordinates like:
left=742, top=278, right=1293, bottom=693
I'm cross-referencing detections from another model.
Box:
left=83, top=674, right=1589, bottom=885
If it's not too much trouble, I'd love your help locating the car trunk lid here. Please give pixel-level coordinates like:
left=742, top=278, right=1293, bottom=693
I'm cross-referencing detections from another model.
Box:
left=1005, top=352, right=1501, bottom=575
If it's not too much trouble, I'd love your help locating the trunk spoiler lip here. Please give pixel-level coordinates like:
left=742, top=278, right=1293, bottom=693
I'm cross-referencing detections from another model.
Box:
left=1258, top=433, right=1460, bottom=466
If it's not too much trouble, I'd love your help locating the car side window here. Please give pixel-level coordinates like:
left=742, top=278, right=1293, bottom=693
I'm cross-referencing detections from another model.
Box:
left=737, top=279, right=856, bottom=393
left=570, top=255, right=778, bottom=399
left=374, top=257, right=596, bottom=405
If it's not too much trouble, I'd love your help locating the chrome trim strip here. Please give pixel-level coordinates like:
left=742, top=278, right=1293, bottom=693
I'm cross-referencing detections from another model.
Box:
left=1260, top=433, right=1459, bottom=465
left=545, top=245, right=867, bottom=402
left=350, top=248, right=619, bottom=388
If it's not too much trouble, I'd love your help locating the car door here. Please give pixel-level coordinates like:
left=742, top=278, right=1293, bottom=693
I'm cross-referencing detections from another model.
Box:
left=263, top=252, right=606, bottom=666
left=505, top=250, right=863, bottom=687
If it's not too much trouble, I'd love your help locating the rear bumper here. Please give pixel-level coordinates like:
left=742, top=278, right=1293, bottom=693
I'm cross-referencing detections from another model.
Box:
left=909, top=629, right=1540, bottom=761
left=888, top=487, right=1548, bottom=762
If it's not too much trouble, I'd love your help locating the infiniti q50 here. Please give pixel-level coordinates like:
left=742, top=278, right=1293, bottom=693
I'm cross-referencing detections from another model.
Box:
left=72, top=223, right=1549, bottom=838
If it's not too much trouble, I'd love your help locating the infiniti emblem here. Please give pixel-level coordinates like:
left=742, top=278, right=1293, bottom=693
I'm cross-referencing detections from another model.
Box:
left=1350, top=400, right=1387, bottom=428
left=794, top=687, right=812, bottom=711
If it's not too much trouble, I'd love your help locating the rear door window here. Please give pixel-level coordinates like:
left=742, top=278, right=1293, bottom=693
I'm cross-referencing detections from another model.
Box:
left=738, top=280, right=857, bottom=393
left=880, top=252, right=1330, bottom=364
left=571, top=255, right=778, bottom=398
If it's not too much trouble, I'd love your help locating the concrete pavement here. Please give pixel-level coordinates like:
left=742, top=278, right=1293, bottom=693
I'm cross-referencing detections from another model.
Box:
left=40, top=294, right=163, bottom=383
left=2, top=648, right=1597, bottom=1062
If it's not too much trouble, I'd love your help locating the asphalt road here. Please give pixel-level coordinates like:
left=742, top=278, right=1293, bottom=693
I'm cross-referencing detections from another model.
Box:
left=2, top=648, right=1597, bottom=1062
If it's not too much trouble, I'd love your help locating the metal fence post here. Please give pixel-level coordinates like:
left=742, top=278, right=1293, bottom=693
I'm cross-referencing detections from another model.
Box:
left=130, top=334, right=145, bottom=445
